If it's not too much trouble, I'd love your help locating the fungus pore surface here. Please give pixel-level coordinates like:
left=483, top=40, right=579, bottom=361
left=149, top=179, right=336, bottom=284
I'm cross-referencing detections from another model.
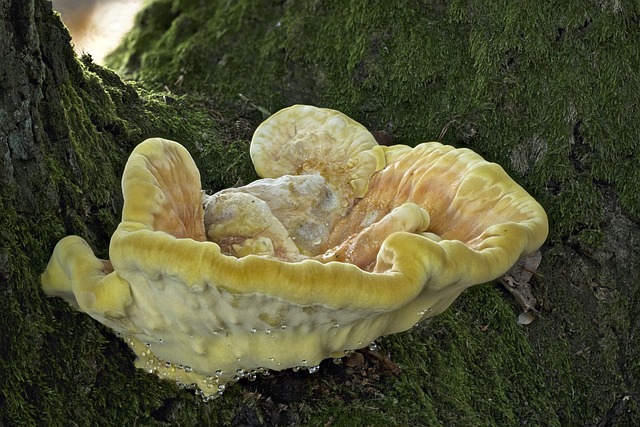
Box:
left=41, top=105, right=548, bottom=398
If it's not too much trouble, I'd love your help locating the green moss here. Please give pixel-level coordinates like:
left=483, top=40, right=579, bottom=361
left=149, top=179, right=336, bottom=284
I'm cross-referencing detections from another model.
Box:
left=380, top=286, right=557, bottom=426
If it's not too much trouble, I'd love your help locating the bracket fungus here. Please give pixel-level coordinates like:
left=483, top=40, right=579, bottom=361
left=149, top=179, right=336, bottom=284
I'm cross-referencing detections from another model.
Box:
left=41, top=105, right=548, bottom=398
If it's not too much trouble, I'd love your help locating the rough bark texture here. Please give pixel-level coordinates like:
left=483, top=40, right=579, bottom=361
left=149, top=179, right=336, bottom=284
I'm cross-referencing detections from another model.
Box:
left=1, top=0, right=639, bottom=426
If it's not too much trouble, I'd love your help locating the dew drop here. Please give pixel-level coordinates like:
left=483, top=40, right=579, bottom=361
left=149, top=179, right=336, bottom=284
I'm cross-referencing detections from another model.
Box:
left=369, top=342, right=378, bottom=351
left=308, top=365, right=320, bottom=374
left=250, top=328, right=257, bottom=334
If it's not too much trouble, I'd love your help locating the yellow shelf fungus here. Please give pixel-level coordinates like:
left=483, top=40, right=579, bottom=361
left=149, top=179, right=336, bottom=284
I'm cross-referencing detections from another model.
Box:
left=41, top=105, right=548, bottom=398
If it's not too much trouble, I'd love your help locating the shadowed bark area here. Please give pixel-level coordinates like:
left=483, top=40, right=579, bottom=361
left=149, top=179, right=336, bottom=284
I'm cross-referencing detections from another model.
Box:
left=1, top=0, right=638, bottom=426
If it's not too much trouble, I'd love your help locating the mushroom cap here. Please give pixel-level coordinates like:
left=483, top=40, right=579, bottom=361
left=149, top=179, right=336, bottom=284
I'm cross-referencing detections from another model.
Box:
left=328, top=141, right=549, bottom=274
left=41, top=108, right=548, bottom=397
left=250, top=104, right=385, bottom=199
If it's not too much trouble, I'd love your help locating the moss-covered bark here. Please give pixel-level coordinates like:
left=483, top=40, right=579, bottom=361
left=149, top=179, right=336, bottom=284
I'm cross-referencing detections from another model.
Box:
left=2, top=0, right=638, bottom=426
left=1, top=1, right=254, bottom=425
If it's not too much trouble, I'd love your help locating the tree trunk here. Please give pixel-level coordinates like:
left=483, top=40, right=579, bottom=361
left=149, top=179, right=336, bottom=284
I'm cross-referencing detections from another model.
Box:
left=1, top=0, right=638, bottom=426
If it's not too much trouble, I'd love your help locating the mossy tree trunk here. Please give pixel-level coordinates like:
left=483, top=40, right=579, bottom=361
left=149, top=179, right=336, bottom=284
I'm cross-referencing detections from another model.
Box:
left=1, top=1, right=251, bottom=424
left=1, top=0, right=78, bottom=225
left=1, top=2, right=150, bottom=423
left=1, top=0, right=639, bottom=426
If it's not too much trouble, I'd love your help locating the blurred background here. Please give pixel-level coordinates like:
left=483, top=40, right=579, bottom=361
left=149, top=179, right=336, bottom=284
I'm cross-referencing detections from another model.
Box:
left=51, top=0, right=144, bottom=63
